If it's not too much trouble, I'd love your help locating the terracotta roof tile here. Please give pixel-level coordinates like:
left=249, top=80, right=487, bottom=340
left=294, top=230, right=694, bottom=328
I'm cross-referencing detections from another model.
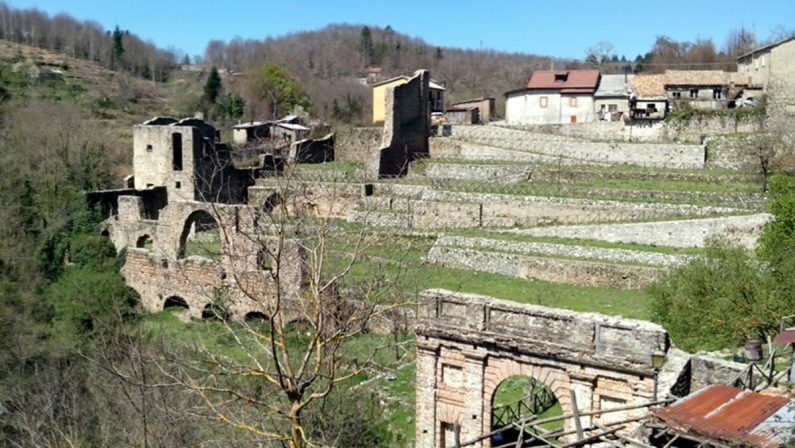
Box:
left=527, top=70, right=600, bottom=92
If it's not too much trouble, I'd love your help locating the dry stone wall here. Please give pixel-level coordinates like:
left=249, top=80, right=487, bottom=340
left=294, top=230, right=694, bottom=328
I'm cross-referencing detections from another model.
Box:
left=498, top=115, right=763, bottom=143
left=516, top=213, right=770, bottom=250
left=425, top=236, right=675, bottom=289
left=445, top=126, right=705, bottom=169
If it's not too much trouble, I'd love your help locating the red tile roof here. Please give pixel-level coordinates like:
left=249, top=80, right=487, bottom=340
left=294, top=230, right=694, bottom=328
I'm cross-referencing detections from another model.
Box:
left=527, top=70, right=600, bottom=93
left=655, top=385, right=789, bottom=448
left=774, top=328, right=795, bottom=345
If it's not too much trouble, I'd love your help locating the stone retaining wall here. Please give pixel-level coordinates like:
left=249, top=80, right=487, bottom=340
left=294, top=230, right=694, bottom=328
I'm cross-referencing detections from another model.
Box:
left=446, top=126, right=705, bottom=169
left=425, top=237, right=673, bottom=289
left=499, top=114, right=763, bottom=144
left=516, top=213, right=770, bottom=249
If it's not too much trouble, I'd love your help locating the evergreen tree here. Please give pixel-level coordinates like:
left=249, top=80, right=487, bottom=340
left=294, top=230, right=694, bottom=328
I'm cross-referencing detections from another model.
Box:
left=111, top=25, right=124, bottom=68
left=360, top=26, right=373, bottom=66
left=203, top=66, right=222, bottom=106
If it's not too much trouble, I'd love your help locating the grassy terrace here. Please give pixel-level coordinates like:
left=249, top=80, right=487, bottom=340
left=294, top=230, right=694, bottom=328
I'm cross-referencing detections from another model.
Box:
left=447, top=228, right=706, bottom=257
left=379, top=177, right=763, bottom=208
left=324, top=232, right=653, bottom=320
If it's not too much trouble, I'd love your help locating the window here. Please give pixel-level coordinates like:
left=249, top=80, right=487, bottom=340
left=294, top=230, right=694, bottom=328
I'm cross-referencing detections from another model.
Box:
left=672, top=91, right=682, bottom=99
left=761, top=56, right=766, bottom=67
left=569, top=97, right=577, bottom=107
left=539, top=96, right=548, bottom=108
left=689, top=89, right=699, bottom=99
left=172, top=133, right=183, bottom=171
left=608, top=104, right=618, bottom=113
left=713, top=89, right=723, bottom=100
left=554, top=73, right=568, bottom=82
left=175, top=181, right=181, bottom=189
left=146, top=144, right=153, bottom=152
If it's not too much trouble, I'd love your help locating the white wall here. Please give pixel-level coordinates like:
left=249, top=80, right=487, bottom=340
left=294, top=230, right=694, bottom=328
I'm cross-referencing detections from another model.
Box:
left=506, top=91, right=596, bottom=124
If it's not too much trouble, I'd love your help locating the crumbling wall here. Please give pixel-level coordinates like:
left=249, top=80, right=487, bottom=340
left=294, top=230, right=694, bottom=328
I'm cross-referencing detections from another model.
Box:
left=377, top=70, right=430, bottom=177
left=334, top=126, right=383, bottom=167
left=288, top=133, right=335, bottom=164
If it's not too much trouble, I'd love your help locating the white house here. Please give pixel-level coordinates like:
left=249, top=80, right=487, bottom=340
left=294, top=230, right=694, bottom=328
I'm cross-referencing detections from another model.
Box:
left=505, top=70, right=601, bottom=125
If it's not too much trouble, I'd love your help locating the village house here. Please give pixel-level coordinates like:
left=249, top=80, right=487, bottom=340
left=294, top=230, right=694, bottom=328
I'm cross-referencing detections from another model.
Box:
left=664, top=70, right=750, bottom=110
left=372, top=75, right=445, bottom=123
left=504, top=69, right=600, bottom=125
left=449, top=96, right=497, bottom=122
left=629, top=74, right=667, bottom=120
left=737, top=35, right=795, bottom=92
left=594, top=73, right=634, bottom=121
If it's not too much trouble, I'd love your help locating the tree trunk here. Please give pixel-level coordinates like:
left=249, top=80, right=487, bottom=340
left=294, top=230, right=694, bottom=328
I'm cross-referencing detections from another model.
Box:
left=289, top=403, right=303, bottom=448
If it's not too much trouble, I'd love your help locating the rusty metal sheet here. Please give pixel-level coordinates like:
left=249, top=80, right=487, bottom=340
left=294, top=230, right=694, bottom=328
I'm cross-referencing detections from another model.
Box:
left=655, top=385, right=789, bottom=448
left=774, top=328, right=795, bottom=345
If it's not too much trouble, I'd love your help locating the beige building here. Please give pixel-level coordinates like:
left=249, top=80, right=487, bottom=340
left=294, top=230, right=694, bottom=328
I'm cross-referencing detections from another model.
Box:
left=372, top=75, right=445, bottom=123
left=738, top=36, right=795, bottom=91
left=738, top=36, right=795, bottom=112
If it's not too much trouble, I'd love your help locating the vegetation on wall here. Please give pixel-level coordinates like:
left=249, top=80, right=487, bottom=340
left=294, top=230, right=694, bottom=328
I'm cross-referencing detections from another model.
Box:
left=650, top=173, right=795, bottom=352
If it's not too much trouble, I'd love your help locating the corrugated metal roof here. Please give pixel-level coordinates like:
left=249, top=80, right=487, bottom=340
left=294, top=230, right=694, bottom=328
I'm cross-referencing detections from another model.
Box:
left=527, top=70, right=600, bottom=92
left=655, top=385, right=791, bottom=448
left=774, top=328, right=795, bottom=345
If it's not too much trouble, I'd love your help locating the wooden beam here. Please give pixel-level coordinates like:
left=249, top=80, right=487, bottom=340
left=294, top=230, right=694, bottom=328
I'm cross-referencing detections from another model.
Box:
left=571, top=390, right=584, bottom=440
left=595, top=423, right=654, bottom=448
left=558, top=426, right=623, bottom=448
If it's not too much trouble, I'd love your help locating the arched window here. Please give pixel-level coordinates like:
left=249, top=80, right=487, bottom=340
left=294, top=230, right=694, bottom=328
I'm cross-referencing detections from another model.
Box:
left=135, top=234, right=153, bottom=250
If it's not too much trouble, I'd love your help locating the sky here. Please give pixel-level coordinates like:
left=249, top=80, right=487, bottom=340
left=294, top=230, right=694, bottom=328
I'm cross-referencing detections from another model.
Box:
left=6, top=0, right=795, bottom=61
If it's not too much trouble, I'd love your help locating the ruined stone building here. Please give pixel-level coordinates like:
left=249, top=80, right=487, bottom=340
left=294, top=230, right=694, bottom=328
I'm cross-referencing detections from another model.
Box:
left=90, top=117, right=308, bottom=320
left=88, top=70, right=432, bottom=320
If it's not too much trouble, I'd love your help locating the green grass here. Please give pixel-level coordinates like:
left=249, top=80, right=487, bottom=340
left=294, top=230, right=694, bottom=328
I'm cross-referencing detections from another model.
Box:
left=183, top=229, right=222, bottom=261
left=322, top=232, right=653, bottom=320
left=448, top=228, right=706, bottom=257
left=295, top=161, right=363, bottom=176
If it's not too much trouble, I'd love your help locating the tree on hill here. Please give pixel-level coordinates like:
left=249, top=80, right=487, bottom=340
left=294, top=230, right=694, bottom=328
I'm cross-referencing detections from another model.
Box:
left=111, top=25, right=125, bottom=68
left=243, top=64, right=312, bottom=119
left=201, top=66, right=223, bottom=117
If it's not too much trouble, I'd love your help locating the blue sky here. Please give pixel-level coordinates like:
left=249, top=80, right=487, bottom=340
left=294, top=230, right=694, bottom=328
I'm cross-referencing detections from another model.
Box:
left=7, top=0, right=795, bottom=60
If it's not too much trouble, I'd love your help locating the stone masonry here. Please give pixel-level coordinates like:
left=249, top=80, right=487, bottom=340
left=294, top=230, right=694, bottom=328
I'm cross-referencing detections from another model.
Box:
left=415, top=289, right=669, bottom=447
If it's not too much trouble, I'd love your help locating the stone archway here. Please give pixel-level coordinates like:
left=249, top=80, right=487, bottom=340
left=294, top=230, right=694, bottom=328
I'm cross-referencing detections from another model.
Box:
left=414, top=290, right=669, bottom=447
left=177, top=209, right=221, bottom=260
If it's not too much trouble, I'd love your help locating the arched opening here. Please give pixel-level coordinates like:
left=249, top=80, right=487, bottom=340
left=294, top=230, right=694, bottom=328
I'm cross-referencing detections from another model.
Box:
left=244, top=311, right=269, bottom=322
left=178, top=210, right=221, bottom=260
left=135, top=234, right=154, bottom=250
left=100, top=229, right=110, bottom=238
left=163, top=296, right=189, bottom=311
left=201, top=303, right=228, bottom=321
left=490, top=376, right=562, bottom=446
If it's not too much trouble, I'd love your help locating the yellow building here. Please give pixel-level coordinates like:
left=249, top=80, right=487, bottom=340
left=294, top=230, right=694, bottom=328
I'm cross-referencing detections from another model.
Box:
left=371, top=75, right=445, bottom=124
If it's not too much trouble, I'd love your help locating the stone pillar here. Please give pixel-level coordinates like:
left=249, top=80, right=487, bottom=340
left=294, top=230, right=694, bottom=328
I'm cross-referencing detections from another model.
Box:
left=568, top=371, right=596, bottom=430
left=415, top=339, right=440, bottom=447
left=461, top=349, right=488, bottom=445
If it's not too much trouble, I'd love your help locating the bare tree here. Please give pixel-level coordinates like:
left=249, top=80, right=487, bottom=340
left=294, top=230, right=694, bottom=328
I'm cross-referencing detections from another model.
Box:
left=104, top=160, right=412, bottom=447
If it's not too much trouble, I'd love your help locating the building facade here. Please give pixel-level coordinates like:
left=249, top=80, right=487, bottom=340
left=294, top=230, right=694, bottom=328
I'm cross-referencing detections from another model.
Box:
left=505, top=70, right=600, bottom=125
